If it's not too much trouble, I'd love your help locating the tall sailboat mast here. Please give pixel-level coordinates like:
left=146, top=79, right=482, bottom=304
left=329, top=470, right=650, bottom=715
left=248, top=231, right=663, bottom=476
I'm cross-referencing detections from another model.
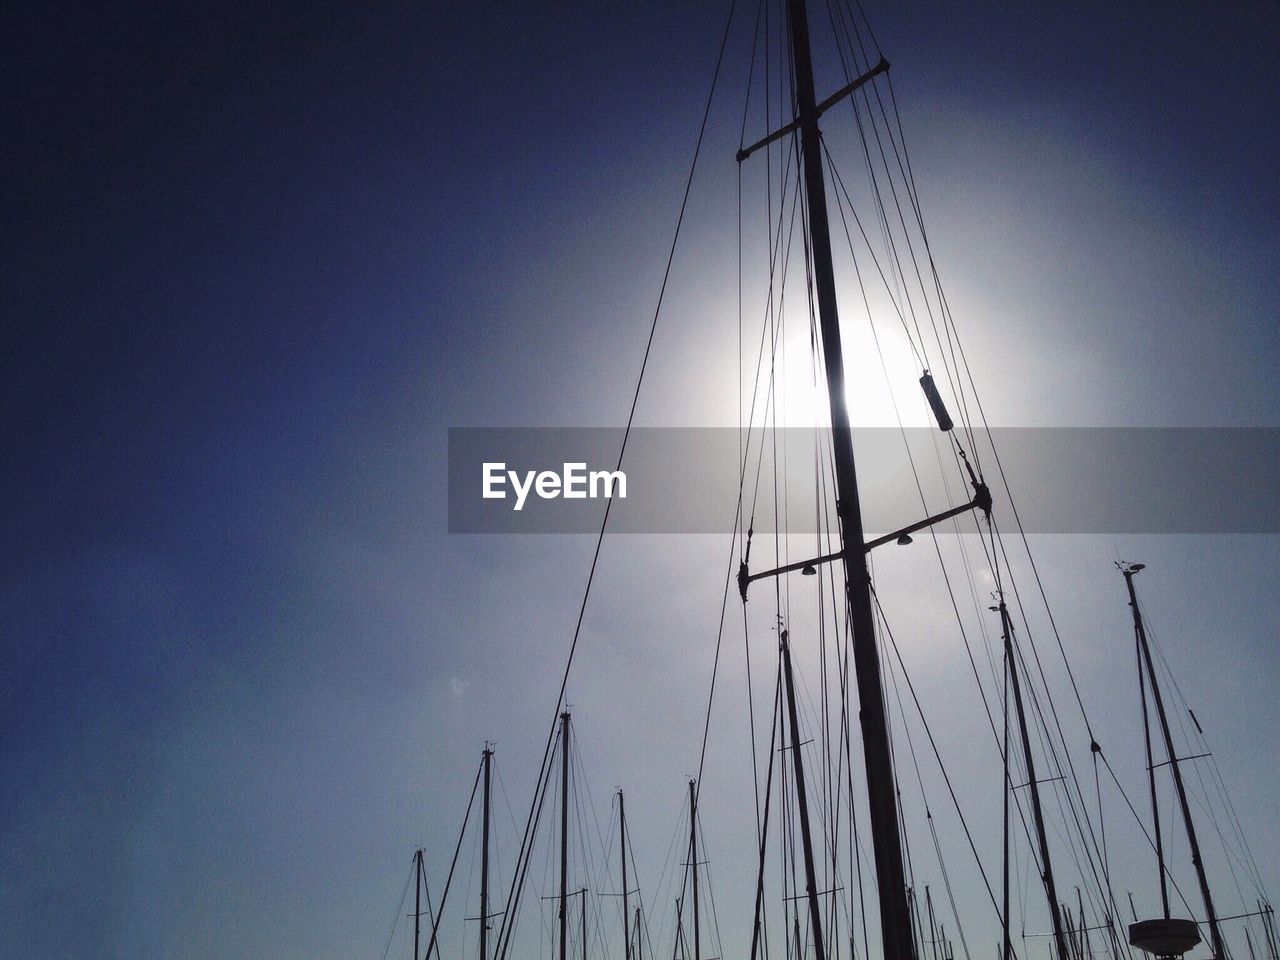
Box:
left=780, top=628, right=828, bottom=960
left=1122, top=566, right=1225, bottom=960
left=1001, top=656, right=1012, bottom=960
left=481, top=744, right=494, bottom=960
left=785, top=0, right=914, bottom=955
left=996, top=601, right=1068, bottom=960
left=688, top=779, right=701, bottom=960
left=415, top=848, right=426, bottom=960
left=620, top=790, right=631, bottom=960
left=561, top=712, right=572, bottom=960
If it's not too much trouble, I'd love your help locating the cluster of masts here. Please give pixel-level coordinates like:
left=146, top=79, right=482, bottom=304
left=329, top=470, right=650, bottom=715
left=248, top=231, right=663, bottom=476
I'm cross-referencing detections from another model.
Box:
left=408, top=715, right=707, bottom=960
left=401, top=556, right=1267, bottom=960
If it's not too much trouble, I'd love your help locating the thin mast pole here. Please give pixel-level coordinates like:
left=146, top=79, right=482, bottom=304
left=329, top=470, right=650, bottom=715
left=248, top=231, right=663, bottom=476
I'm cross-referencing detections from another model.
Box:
left=909, top=886, right=924, bottom=959
left=583, top=888, right=589, bottom=960
left=636, top=908, right=644, bottom=960
left=481, top=745, right=494, bottom=960
left=999, top=601, right=1069, bottom=960
left=927, top=886, right=941, bottom=960
left=750, top=666, right=783, bottom=960
left=1078, top=888, right=1091, bottom=960
left=1262, top=901, right=1279, bottom=960
left=416, top=848, right=424, bottom=960
left=1136, top=638, right=1170, bottom=918
left=781, top=0, right=913, bottom=954
left=621, top=791, right=631, bottom=960
left=1263, top=901, right=1279, bottom=960
left=1123, top=568, right=1226, bottom=960
left=561, top=713, right=571, bottom=960
left=781, top=628, right=827, bottom=960
left=1002, top=647, right=1012, bottom=960
left=690, top=779, right=701, bottom=960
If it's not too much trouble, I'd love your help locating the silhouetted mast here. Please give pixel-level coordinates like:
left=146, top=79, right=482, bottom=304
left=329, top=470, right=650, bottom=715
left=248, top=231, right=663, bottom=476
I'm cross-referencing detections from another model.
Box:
left=481, top=744, right=494, bottom=960
left=1122, top=566, right=1225, bottom=960
left=1002, top=652, right=1012, bottom=960
left=415, top=848, right=425, bottom=960
left=621, top=790, right=632, bottom=960
left=997, top=600, right=1068, bottom=960
left=785, top=0, right=915, bottom=953
left=733, top=2, right=997, bottom=956
left=688, top=779, right=701, bottom=960
left=780, top=628, right=827, bottom=960
left=1135, top=591, right=1172, bottom=922
left=561, top=713, right=572, bottom=960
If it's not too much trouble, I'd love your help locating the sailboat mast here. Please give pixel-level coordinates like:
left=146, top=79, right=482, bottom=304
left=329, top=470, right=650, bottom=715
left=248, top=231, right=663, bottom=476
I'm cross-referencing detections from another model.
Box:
left=781, top=0, right=915, bottom=955
left=1002, top=649, right=1012, bottom=960
left=780, top=628, right=827, bottom=960
left=561, top=713, right=572, bottom=960
left=621, top=790, right=631, bottom=960
left=689, top=779, right=701, bottom=960
left=999, top=601, right=1069, bottom=960
left=481, top=745, right=494, bottom=960
left=415, top=848, right=424, bottom=960
left=1136, top=616, right=1171, bottom=920
left=1122, top=568, right=1226, bottom=960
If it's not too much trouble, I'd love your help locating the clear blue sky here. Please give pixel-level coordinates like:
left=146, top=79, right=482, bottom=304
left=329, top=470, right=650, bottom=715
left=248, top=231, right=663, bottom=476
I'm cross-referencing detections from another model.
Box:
left=2, top=2, right=1276, bottom=958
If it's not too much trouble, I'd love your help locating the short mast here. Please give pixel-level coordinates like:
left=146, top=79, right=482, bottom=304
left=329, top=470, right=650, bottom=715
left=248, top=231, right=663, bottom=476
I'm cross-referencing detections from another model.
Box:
left=997, top=600, right=1069, bottom=960
left=782, top=0, right=915, bottom=954
left=1122, top=566, right=1225, bottom=960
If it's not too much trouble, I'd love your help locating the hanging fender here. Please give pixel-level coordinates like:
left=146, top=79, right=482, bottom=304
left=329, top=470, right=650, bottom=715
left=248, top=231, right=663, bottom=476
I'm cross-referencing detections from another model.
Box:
left=919, top=370, right=954, bottom=433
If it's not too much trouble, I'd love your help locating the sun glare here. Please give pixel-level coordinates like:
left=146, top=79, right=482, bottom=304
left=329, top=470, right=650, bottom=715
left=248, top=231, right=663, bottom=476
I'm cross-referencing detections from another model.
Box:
left=758, top=314, right=929, bottom=429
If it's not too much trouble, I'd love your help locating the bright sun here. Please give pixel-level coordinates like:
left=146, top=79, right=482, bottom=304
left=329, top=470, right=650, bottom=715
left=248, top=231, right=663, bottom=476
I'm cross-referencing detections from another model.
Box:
left=758, top=315, right=930, bottom=430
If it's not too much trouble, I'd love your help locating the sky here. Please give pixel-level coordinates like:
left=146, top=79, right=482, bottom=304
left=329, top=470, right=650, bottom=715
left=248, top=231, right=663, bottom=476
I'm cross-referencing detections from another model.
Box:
left=2, top=2, right=1278, bottom=959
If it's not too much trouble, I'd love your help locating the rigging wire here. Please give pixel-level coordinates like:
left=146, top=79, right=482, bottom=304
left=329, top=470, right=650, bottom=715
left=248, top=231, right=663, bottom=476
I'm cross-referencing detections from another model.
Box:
left=423, top=758, right=485, bottom=960
left=491, top=1, right=740, bottom=954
